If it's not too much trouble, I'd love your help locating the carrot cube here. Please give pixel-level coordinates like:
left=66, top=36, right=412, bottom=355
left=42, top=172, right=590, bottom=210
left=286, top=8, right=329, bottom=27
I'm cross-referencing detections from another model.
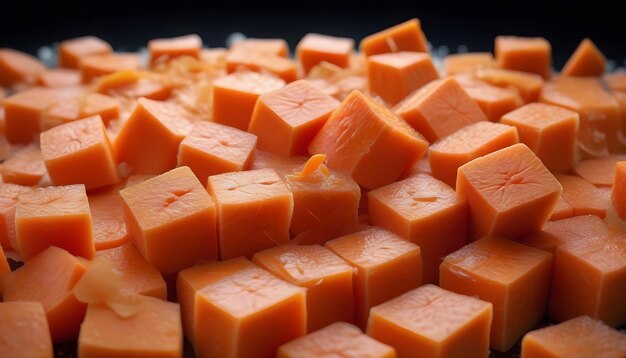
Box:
left=501, top=102, right=579, bottom=173
left=0, top=302, right=53, bottom=358
left=521, top=316, right=626, bottom=358
left=230, top=38, right=289, bottom=58
left=325, top=227, right=421, bottom=329
left=440, top=237, right=553, bottom=352
left=0, top=245, right=9, bottom=295
left=455, top=74, right=523, bottom=122
left=368, top=174, right=467, bottom=284
left=555, top=174, right=606, bottom=217
left=443, top=52, right=495, bottom=75
left=549, top=195, right=574, bottom=221
left=78, top=295, right=182, bottom=358
left=88, top=187, right=128, bottom=251
left=43, top=92, right=120, bottom=129
left=605, top=71, right=626, bottom=92
left=80, top=53, right=141, bottom=83
left=278, top=322, right=396, bottom=358
left=114, top=97, right=192, bottom=174
left=96, top=242, right=166, bottom=299
left=0, top=145, right=47, bottom=186
left=456, top=143, right=562, bottom=240
left=212, top=72, right=285, bottom=131
left=0, top=183, right=31, bottom=250
left=194, top=265, right=306, bottom=358
left=310, top=90, right=428, bottom=189
left=124, top=174, right=155, bottom=188
left=249, top=79, right=339, bottom=156
left=0, top=48, right=46, bottom=86
left=3, top=246, right=87, bottom=342
left=562, top=38, right=605, bottom=77
left=253, top=245, right=354, bottom=332
left=296, top=33, right=354, bottom=74
left=177, top=257, right=254, bottom=344
left=119, top=166, right=218, bottom=274
left=368, top=284, right=492, bottom=358
left=59, top=36, right=112, bottom=69
left=394, top=77, right=487, bottom=143
left=613, top=161, right=626, bottom=220
left=148, top=34, right=202, bottom=65
left=495, top=36, right=552, bottom=79
left=178, top=121, right=257, bottom=183
left=475, top=68, right=544, bottom=103
left=207, top=168, right=293, bottom=259
left=37, top=68, right=82, bottom=88
left=520, top=215, right=609, bottom=255
left=15, top=184, right=94, bottom=260
left=429, top=121, right=519, bottom=187
left=226, top=52, right=298, bottom=83
left=3, top=87, right=62, bottom=144
left=549, top=234, right=626, bottom=327
left=360, top=18, right=429, bottom=57
left=574, top=156, right=622, bottom=187
left=40, top=115, right=119, bottom=190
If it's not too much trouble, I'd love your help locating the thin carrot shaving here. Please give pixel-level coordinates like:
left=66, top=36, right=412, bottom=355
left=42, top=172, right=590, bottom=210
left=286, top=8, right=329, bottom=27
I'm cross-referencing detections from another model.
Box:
left=295, top=154, right=329, bottom=178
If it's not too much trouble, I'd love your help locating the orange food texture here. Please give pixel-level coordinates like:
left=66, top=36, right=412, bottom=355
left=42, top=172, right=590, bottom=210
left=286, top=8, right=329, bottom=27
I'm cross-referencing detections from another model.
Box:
left=443, top=52, right=495, bottom=75
left=0, top=302, right=53, bottom=358
left=80, top=53, right=141, bottom=83
left=613, top=161, right=626, bottom=221
left=495, top=36, right=552, bottom=79
left=574, top=156, right=623, bottom=187
left=475, top=68, right=544, bottom=103
left=59, top=36, right=113, bottom=69
left=455, top=74, right=523, bottom=122
left=368, top=284, right=492, bottom=358
left=297, top=33, right=355, bottom=74
left=37, top=68, right=82, bottom=88
left=0, top=245, right=9, bottom=295
left=226, top=52, right=297, bottom=83
left=88, top=187, right=128, bottom=251
left=120, top=166, right=218, bottom=274
left=149, top=34, right=202, bottom=65
left=440, top=236, right=553, bottom=352
left=555, top=174, right=607, bottom=218
left=310, top=90, right=428, bottom=189
left=0, top=183, right=31, bottom=251
left=0, top=48, right=47, bottom=87
left=520, top=215, right=609, bottom=255
left=605, top=71, right=626, bottom=92
left=562, top=38, right=606, bottom=77
left=360, top=18, right=429, bottom=57
left=230, top=38, right=289, bottom=58
left=43, top=92, right=120, bottom=129
left=0, top=145, right=47, bottom=186
left=3, top=87, right=64, bottom=144
left=456, top=143, right=562, bottom=240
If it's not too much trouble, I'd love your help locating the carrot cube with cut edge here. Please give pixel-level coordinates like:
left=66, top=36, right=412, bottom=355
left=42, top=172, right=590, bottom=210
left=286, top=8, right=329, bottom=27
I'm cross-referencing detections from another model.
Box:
left=59, top=36, right=112, bottom=69
left=562, top=38, right=606, bottom=77
left=360, top=18, right=429, bottom=57
left=297, top=33, right=354, bottom=74
left=495, top=36, right=552, bottom=79
left=0, top=302, right=53, bottom=358
left=149, top=34, right=202, bottom=65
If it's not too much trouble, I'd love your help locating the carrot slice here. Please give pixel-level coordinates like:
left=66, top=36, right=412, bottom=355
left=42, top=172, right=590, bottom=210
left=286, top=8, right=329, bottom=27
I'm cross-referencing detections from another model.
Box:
left=43, top=92, right=120, bottom=129
left=226, top=52, right=298, bottom=83
left=0, top=183, right=31, bottom=251
left=555, top=174, right=607, bottom=217
left=0, top=145, right=47, bottom=186
left=0, top=302, right=53, bottom=358
left=520, top=215, right=609, bottom=255
left=230, top=38, right=289, bottom=58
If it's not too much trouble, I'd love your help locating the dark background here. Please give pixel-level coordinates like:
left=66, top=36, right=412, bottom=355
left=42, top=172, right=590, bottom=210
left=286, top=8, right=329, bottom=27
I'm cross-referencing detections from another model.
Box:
left=1, top=0, right=625, bottom=69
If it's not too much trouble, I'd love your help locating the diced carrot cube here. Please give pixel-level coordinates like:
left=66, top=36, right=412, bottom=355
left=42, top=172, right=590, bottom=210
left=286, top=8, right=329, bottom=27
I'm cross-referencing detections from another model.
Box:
left=253, top=245, right=354, bottom=332
left=88, top=187, right=128, bottom=250
left=429, top=121, right=518, bottom=187
left=226, top=52, right=298, bottom=83
left=230, top=38, right=289, bottom=58
left=119, top=166, right=218, bottom=274
left=194, top=265, right=306, bottom=358
left=296, top=33, right=354, bottom=74
left=360, top=18, right=428, bottom=57
left=278, top=322, right=396, bottom=358
left=562, top=38, right=605, bottom=77
left=495, top=36, right=552, bottom=79
left=475, top=68, right=544, bottom=103
left=78, top=295, right=182, bottom=358
left=177, top=258, right=254, bottom=344
left=0, top=245, right=9, bottom=296
left=37, top=68, right=82, bottom=88
left=124, top=173, right=155, bottom=188
left=59, top=36, right=112, bottom=69
left=555, top=174, right=606, bottom=218
left=178, top=121, right=257, bottom=184
left=40, top=115, right=119, bottom=190
left=80, top=53, right=141, bottom=83
left=43, top=92, right=120, bottom=129
left=521, top=316, right=626, bottom=357
left=455, top=74, right=523, bottom=121
left=440, top=236, right=553, bottom=352
left=97, top=70, right=173, bottom=101
left=549, top=195, right=574, bottom=221
left=15, top=184, right=94, bottom=260
left=249, top=79, right=339, bottom=156
left=443, top=52, right=495, bottom=75
left=114, top=97, right=192, bottom=174
left=325, top=227, right=421, bottom=329
left=613, top=161, right=626, bottom=220
left=149, top=34, right=202, bottom=65
left=0, top=48, right=47, bottom=86
left=0, top=145, right=47, bottom=186
left=207, top=168, right=293, bottom=259
left=310, top=90, right=428, bottom=189
left=549, top=233, right=626, bottom=327
left=250, top=150, right=308, bottom=175
left=0, top=302, right=53, bottom=358
left=212, top=72, right=285, bottom=130
left=574, top=156, right=623, bottom=187
left=0, top=183, right=31, bottom=251
left=520, top=215, right=609, bottom=255
left=368, top=284, right=492, bottom=358
left=3, top=246, right=87, bottom=342
left=616, top=91, right=626, bottom=138
left=3, top=87, right=63, bottom=144
left=457, top=143, right=562, bottom=240
left=96, top=242, right=166, bottom=299
left=604, top=71, right=626, bottom=92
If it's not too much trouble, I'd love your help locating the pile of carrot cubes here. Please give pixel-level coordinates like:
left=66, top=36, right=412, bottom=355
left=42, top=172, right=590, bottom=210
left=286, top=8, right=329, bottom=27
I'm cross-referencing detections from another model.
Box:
left=1, top=18, right=626, bottom=358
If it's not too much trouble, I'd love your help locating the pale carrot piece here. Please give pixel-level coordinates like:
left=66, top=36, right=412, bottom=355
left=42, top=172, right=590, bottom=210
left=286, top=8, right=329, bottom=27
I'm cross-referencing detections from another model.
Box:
left=59, top=36, right=112, bottom=69
left=549, top=195, right=574, bottom=221
left=0, top=302, right=53, bottom=358
left=573, top=156, right=624, bottom=187
left=0, top=48, right=47, bottom=86
left=360, top=18, right=429, bottom=57
left=0, top=183, right=32, bottom=250
left=520, top=215, right=609, bottom=255
left=495, top=36, right=552, bottom=79
left=443, top=52, right=495, bottom=75
left=149, top=34, right=202, bottom=65
left=43, top=92, right=120, bottom=129
left=555, top=174, right=607, bottom=218
left=0, top=145, right=47, bottom=186
left=612, top=161, right=626, bottom=221
left=37, top=68, right=82, bottom=88
left=297, top=33, right=355, bottom=74
left=562, top=38, right=606, bottom=77
left=88, top=187, right=128, bottom=251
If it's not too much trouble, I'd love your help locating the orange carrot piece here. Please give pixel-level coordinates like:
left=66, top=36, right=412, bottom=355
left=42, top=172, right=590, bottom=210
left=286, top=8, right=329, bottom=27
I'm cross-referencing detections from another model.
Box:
left=475, top=68, right=544, bottom=103
left=562, top=38, right=606, bottom=77
left=549, top=195, right=574, bottom=221
left=0, top=302, right=53, bottom=358
left=149, top=34, right=202, bottom=65
left=88, top=187, right=127, bottom=251
left=80, top=53, right=141, bottom=83
left=0, top=145, right=47, bottom=186
left=37, top=68, right=82, bottom=88
left=574, top=156, right=624, bottom=187
left=0, top=48, right=47, bottom=86
left=555, top=174, right=607, bottom=217
left=443, top=52, right=495, bottom=75
left=613, top=161, right=626, bottom=220
left=0, top=245, right=9, bottom=296
left=43, top=92, right=120, bottom=129
left=495, top=36, right=552, bottom=79
left=297, top=33, right=354, bottom=74
left=59, top=36, right=112, bottom=69
left=455, top=74, right=523, bottom=122
left=520, top=215, right=609, bottom=255
left=230, top=38, right=289, bottom=58
left=360, top=18, right=428, bottom=57
left=226, top=52, right=298, bottom=83
left=3, top=87, right=63, bottom=144
left=124, top=174, right=155, bottom=188
left=0, top=183, right=31, bottom=250
left=604, top=71, right=626, bottom=92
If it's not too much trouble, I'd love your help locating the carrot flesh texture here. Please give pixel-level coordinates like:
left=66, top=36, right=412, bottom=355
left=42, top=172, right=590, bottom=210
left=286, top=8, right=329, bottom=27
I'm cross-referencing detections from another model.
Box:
left=0, top=48, right=47, bottom=86
left=59, top=36, right=112, bottom=69
left=43, top=92, right=120, bottom=129
left=612, top=161, right=626, bottom=220
left=495, top=36, right=552, bottom=79
left=0, top=145, right=47, bottom=186
left=0, top=301, right=53, bottom=358
left=561, top=38, right=606, bottom=77
left=37, top=68, right=82, bottom=88
left=0, top=245, right=9, bottom=296
left=520, top=215, right=609, bottom=255
left=80, top=53, right=141, bottom=83
left=555, top=174, right=607, bottom=217
left=296, top=33, right=354, bottom=74
left=88, top=187, right=128, bottom=251
left=149, top=34, right=202, bottom=65
left=0, top=183, right=31, bottom=250
left=454, top=74, right=523, bottom=122
left=475, top=68, right=544, bottom=103
left=443, top=52, right=495, bottom=75
left=360, top=18, right=429, bottom=57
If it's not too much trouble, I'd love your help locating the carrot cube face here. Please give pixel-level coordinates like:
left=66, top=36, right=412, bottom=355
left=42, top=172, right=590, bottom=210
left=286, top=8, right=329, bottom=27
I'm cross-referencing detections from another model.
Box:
left=80, top=53, right=141, bottom=84
left=43, top=92, right=120, bottom=129
left=296, top=33, right=354, bottom=74
left=15, top=184, right=94, bottom=261
left=456, top=143, right=562, bottom=240
left=310, top=90, right=428, bottom=190
left=194, top=265, right=306, bottom=358
left=368, top=284, right=493, bottom=358
left=3, top=246, right=88, bottom=342
left=475, top=68, right=544, bottom=103
left=37, top=68, right=82, bottom=88
left=226, top=52, right=298, bottom=83
left=325, top=227, right=421, bottom=329
left=394, top=77, right=487, bottom=143
left=555, top=174, right=607, bottom=218
left=454, top=74, right=523, bottom=122
left=0, top=245, right=9, bottom=295
left=230, top=38, right=289, bottom=58
left=501, top=102, right=579, bottom=173
left=0, top=145, right=47, bottom=186
left=360, top=18, right=429, bottom=57
left=0, top=302, right=53, bottom=358
left=562, top=38, right=606, bottom=77
left=249, top=79, right=339, bottom=156
left=440, top=237, right=553, bottom=352
left=119, top=166, right=218, bottom=274
left=443, top=52, right=495, bottom=75
left=253, top=245, right=354, bottom=332
left=78, top=296, right=182, bottom=358
left=0, top=183, right=31, bottom=251
left=520, top=215, right=609, bottom=255
left=212, top=72, right=285, bottom=131
left=368, top=174, right=467, bottom=284
left=0, top=48, right=47, bottom=87
left=278, top=322, right=396, bottom=358
left=59, top=36, right=112, bottom=70
left=613, top=161, right=626, bottom=221
left=605, top=71, right=626, bottom=92
left=574, top=156, right=622, bottom=188
left=495, top=36, right=552, bottom=79
left=4, top=88, right=62, bottom=144
left=178, top=121, right=257, bottom=184
left=207, top=168, right=293, bottom=260
left=114, top=97, right=193, bottom=174
left=148, top=34, right=202, bottom=65
left=40, top=115, right=119, bottom=190
left=88, top=187, right=128, bottom=251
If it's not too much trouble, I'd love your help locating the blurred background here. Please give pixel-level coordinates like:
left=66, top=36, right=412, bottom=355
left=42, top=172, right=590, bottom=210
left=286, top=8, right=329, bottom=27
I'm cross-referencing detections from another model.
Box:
left=2, top=0, right=625, bottom=69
